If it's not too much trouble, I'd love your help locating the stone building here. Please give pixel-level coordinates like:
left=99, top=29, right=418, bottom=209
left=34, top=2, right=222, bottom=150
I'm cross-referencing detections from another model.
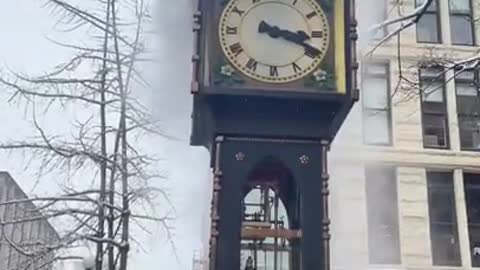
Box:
left=330, top=0, right=480, bottom=270
left=0, top=172, right=58, bottom=270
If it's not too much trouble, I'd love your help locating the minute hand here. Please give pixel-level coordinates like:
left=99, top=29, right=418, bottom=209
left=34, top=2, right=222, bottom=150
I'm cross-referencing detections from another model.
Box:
left=258, top=21, right=321, bottom=57
left=279, top=30, right=321, bottom=57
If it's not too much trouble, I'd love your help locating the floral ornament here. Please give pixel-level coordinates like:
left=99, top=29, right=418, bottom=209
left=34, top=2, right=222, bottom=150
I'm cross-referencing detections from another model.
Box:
left=299, top=155, right=310, bottom=165
left=220, top=64, right=234, bottom=77
left=214, top=63, right=245, bottom=86
left=313, top=69, right=328, bottom=82
left=305, top=66, right=336, bottom=91
left=235, top=152, right=246, bottom=161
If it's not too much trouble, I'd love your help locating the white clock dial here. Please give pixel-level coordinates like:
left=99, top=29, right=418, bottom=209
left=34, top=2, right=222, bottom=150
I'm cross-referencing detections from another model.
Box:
left=219, top=0, right=330, bottom=84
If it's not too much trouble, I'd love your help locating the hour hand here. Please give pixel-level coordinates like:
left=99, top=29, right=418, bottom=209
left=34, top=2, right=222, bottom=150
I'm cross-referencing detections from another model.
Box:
left=258, top=20, right=280, bottom=38
left=258, top=20, right=271, bottom=34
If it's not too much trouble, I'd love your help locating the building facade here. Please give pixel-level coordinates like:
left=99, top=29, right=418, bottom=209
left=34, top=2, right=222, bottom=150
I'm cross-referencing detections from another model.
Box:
left=330, top=0, right=480, bottom=270
left=0, top=172, right=57, bottom=270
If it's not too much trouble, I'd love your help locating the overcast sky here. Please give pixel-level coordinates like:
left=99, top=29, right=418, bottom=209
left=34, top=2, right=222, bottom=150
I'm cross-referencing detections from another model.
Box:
left=0, top=1, right=382, bottom=269
left=0, top=1, right=212, bottom=269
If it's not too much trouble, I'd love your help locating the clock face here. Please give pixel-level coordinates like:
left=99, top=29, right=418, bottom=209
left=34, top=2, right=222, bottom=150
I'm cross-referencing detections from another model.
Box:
left=219, top=0, right=330, bottom=84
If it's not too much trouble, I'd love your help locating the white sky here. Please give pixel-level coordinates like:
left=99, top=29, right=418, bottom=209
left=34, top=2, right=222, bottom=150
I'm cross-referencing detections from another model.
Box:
left=0, top=1, right=382, bottom=269
left=0, top=1, right=212, bottom=269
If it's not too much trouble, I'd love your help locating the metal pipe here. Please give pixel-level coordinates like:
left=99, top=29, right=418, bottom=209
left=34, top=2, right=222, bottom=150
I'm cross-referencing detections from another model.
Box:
left=263, top=187, right=270, bottom=223
left=274, top=190, right=279, bottom=270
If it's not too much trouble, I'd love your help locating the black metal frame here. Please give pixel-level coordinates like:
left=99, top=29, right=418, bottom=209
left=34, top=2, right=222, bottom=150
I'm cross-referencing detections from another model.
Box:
left=208, top=136, right=331, bottom=270
left=190, top=0, right=359, bottom=148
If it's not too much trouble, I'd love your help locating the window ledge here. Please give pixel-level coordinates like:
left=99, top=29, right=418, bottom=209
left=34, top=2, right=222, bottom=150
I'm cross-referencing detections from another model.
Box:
left=368, top=264, right=406, bottom=269
left=402, top=266, right=465, bottom=270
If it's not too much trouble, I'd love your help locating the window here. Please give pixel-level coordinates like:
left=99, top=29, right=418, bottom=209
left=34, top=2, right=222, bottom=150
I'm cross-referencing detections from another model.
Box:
left=416, top=0, right=442, bottom=43
left=455, top=71, right=480, bottom=150
left=420, top=68, right=449, bottom=148
left=363, top=0, right=387, bottom=39
left=241, top=185, right=296, bottom=270
left=365, top=166, right=401, bottom=264
left=0, top=185, right=14, bottom=268
left=427, top=171, right=461, bottom=266
left=449, top=0, right=475, bottom=45
left=464, top=173, right=480, bottom=267
left=362, top=63, right=392, bottom=145
left=0, top=183, right=4, bottom=259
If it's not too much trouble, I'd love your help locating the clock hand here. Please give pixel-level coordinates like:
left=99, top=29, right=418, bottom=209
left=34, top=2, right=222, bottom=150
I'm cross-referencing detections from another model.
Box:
left=259, top=20, right=310, bottom=43
left=258, top=20, right=281, bottom=38
left=258, top=20, right=321, bottom=57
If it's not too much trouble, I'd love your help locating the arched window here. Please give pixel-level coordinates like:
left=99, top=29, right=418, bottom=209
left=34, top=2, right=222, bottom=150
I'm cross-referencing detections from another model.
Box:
left=241, top=185, right=293, bottom=270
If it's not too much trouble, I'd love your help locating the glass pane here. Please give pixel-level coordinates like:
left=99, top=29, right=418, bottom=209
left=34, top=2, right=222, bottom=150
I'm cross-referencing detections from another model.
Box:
left=422, top=68, right=444, bottom=77
left=469, top=226, right=480, bottom=267
left=417, top=0, right=438, bottom=11
left=365, top=166, right=401, bottom=264
left=456, top=71, right=475, bottom=80
left=429, top=188, right=457, bottom=222
left=423, top=114, right=448, bottom=147
left=427, top=171, right=456, bottom=223
left=456, top=82, right=477, bottom=96
left=363, top=110, right=391, bottom=145
left=363, top=77, right=389, bottom=109
left=363, top=0, right=387, bottom=38
left=427, top=172, right=461, bottom=266
left=464, top=175, right=480, bottom=223
left=428, top=171, right=454, bottom=187
left=449, top=0, right=471, bottom=13
left=365, top=64, right=388, bottom=76
left=459, top=117, right=480, bottom=149
left=430, top=224, right=462, bottom=266
left=417, top=13, right=440, bottom=43
left=451, top=15, right=474, bottom=45
left=422, top=81, right=445, bottom=102
left=464, top=174, right=480, bottom=267
left=457, top=95, right=480, bottom=115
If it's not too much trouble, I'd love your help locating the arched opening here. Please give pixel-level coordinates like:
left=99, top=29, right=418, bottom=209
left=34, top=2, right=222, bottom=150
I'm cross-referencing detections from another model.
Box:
left=239, top=157, right=301, bottom=270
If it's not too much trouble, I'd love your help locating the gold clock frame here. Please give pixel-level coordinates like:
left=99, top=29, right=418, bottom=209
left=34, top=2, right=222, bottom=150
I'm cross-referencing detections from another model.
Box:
left=218, top=0, right=331, bottom=84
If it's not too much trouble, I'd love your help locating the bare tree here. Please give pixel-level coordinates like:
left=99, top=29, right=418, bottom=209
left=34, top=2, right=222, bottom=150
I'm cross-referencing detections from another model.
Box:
left=0, top=0, right=170, bottom=270
left=361, top=0, right=480, bottom=149
left=367, top=0, right=480, bottom=82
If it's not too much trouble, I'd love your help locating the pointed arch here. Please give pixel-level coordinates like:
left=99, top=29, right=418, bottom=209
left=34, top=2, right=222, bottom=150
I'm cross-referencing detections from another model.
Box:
left=242, top=156, right=300, bottom=229
left=239, top=156, right=302, bottom=270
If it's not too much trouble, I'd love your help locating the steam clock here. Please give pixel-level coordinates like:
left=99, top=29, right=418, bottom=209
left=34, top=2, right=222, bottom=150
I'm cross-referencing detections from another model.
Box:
left=190, top=0, right=358, bottom=269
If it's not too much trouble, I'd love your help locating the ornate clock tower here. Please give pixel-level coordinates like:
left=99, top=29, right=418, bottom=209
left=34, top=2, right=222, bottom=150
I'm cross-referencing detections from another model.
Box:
left=190, top=0, right=358, bottom=269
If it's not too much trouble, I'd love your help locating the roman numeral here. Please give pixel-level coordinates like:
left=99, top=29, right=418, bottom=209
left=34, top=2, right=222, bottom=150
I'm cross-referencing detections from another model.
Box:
left=246, top=58, right=258, bottom=71
left=229, top=42, right=243, bottom=56
left=232, top=6, right=245, bottom=16
left=292, top=62, right=302, bottom=73
left=269, top=66, right=279, bottom=77
left=312, top=31, right=324, bottom=38
left=306, top=11, right=317, bottom=19
left=305, top=46, right=320, bottom=59
left=226, top=26, right=238, bottom=35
